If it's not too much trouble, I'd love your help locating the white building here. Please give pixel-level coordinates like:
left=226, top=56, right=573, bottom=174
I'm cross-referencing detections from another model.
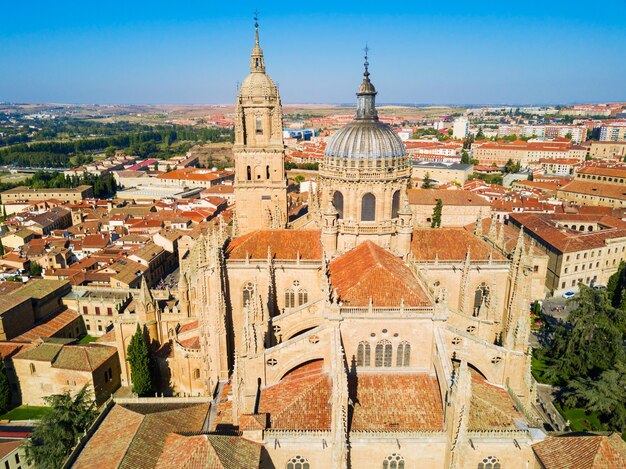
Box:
left=452, top=117, right=469, bottom=139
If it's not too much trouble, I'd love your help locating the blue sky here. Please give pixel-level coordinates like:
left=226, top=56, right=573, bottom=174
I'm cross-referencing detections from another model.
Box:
left=2, top=1, right=626, bottom=105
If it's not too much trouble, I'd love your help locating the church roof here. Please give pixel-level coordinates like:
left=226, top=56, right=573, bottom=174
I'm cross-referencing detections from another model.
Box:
left=329, top=241, right=431, bottom=307
left=349, top=373, right=444, bottom=431
left=411, top=228, right=505, bottom=261
left=468, top=370, right=524, bottom=431
left=155, top=433, right=262, bottom=469
left=532, top=433, right=626, bottom=469
left=226, top=229, right=322, bottom=260
left=258, top=360, right=332, bottom=431
left=73, top=402, right=210, bottom=469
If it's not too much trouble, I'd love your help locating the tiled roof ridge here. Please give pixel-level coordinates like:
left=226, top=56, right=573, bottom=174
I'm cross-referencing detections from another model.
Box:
left=117, top=409, right=146, bottom=468
left=271, top=374, right=329, bottom=425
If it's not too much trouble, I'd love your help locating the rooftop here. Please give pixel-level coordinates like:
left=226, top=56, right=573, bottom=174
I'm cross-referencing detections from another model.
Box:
left=226, top=229, right=322, bottom=260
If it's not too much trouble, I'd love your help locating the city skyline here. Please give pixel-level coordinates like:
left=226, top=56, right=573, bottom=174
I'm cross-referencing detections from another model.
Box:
left=2, top=0, right=626, bottom=105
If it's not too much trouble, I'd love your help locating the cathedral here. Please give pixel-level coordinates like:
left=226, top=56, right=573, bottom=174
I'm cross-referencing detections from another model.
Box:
left=104, top=21, right=546, bottom=469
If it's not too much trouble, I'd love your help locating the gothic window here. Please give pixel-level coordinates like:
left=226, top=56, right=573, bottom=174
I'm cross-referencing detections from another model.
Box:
left=246, top=165, right=252, bottom=181
left=383, top=453, right=405, bottom=469
left=361, top=193, right=376, bottom=222
left=396, top=342, right=410, bottom=367
left=477, top=456, right=501, bottom=469
left=242, top=282, right=254, bottom=307
left=333, top=191, right=344, bottom=219
left=357, top=341, right=371, bottom=367
left=255, top=165, right=262, bottom=180
left=298, top=289, right=308, bottom=306
left=375, top=339, right=392, bottom=367
left=285, top=289, right=295, bottom=308
left=256, top=115, right=263, bottom=135
left=266, top=165, right=270, bottom=180
left=473, top=282, right=490, bottom=317
left=392, top=190, right=400, bottom=218
left=193, top=369, right=200, bottom=379
left=286, top=456, right=309, bottom=469
left=30, top=363, right=36, bottom=375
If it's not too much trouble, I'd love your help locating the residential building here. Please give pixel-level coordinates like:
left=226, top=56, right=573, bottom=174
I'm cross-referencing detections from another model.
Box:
left=452, top=117, right=469, bottom=139
left=0, top=185, right=93, bottom=206
left=411, top=162, right=473, bottom=185
left=557, top=165, right=626, bottom=208
left=599, top=121, right=626, bottom=141
left=473, top=140, right=586, bottom=167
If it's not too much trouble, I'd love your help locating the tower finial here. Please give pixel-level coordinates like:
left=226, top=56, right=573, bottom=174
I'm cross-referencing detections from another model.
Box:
left=363, top=43, right=370, bottom=79
left=254, top=9, right=260, bottom=46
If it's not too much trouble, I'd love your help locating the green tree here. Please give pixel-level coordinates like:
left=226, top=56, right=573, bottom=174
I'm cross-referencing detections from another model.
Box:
left=431, top=199, right=443, bottom=228
left=25, top=385, right=97, bottom=469
left=542, top=286, right=625, bottom=384
left=0, top=355, right=11, bottom=414
left=29, top=261, right=43, bottom=277
left=475, top=126, right=485, bottom=140
left=421, top=172, right=435, bottom=189
left=460, top=150, right=471, bottom=164
left=504, top=159, right=521, bottom=173
left=563, top=361, right=626, bottom=432
left=104, top=146, right=116, bottom=157
left=127, top=324, right=153, bottom=396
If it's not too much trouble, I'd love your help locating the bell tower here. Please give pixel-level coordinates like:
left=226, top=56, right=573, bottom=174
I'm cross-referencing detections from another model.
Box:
left=233, top=15, right=288, bottom=234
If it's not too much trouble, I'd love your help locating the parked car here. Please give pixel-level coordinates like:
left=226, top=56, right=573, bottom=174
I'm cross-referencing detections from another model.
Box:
left=562, top=291, right=575, bottom=299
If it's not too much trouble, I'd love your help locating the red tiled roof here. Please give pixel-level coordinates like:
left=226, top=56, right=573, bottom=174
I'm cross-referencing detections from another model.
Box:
left=258, top=360, right=331, bottom=430
left=408, top=189, right=490, bottom=207
left=330, top=241, right=431, bottom=307
left=469, top=371, right=523, bottom=430
left=226, top=229, right=322, bottom=260
left=11, top=308, right=80, bottom=343
left=349, top=373, right=444, bottom=431
left=532, top=433, right=626, bottom=469
left=411, top=227, right=504, bottom=261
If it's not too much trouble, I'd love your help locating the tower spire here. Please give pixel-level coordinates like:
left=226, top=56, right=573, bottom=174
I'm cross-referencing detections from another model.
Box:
left=250, top=10, right=265, bottom=73
left=355, top=44, right=378, bottom=120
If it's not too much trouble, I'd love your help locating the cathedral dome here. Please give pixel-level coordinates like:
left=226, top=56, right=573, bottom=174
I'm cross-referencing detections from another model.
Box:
left=324, top=52, right=405, bottom=160
left=239, top=72, right=278, bottom=99
left=325, top=119, right=405, bottom=159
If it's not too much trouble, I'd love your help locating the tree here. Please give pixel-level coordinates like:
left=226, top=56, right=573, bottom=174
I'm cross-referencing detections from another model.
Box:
left=421, top=172, right=435, bottom=189
left=460, top=150, right=471, bottom=165
left=542, top=286, right=625, bottom=384
left=29, top=261, right=43, bottom=277
left=431, top=199, right=443, bottom=228
left=25, top=385, right=97, bottom=469
left=0, top=239, right=4, bottom=257
left=104, top=146, right=116, bottom=157
left=127, top=324, right=153, bottom=396
left=475, top=126, right=485, bottom=140
left=504, top=159, right=521, bottom=173
left=0, top=355, right=11, bottom=414
left=563, top=361, right=626, bottom=432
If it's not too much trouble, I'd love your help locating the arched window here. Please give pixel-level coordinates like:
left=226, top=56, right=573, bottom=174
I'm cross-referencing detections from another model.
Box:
left=392, top=190, right=400, bottom=218
left=193, top=368, right=200, bottom=379
left=286, top=455, right=310, bottom=469
left=375, top=339, right=392, bottom=367
left=333, top=191, right=344, bottom=219
left=298, top=289, right=308, bottom=306
left=357, top=341, right=371, bottom=367
left=477, top=456, right=501, bottom=469
left=396, top=342, right=410, bottom=367
left=361, top=193, right=376, bottom=221
left=242, top=282, right=254, bottom=307
left=383, top=453, right=405, bottom=469
left=473, top=282, right=490, bottom=317
left=266, top=165, right=270, bottom=180
left=246, top=166, right=252, bottom=181
left=30, top=363, right=36, bottom=375
left=256, top=116, right=263, bottom=135
left=285, top=289, right=295, bottom=308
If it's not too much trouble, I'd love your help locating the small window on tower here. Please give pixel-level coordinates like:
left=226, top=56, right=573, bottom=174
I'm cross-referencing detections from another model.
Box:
left=256, top=116, right=263, bottom=135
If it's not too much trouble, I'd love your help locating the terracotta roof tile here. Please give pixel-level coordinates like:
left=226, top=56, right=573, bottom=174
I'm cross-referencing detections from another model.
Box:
left=411, top=227, right=504, bottom=261
left=226, top=229, right=322, bottom=260
left=408, top=189, right=490, bottom=207
left=330, top=241, right=431, bottom=307
left=532, top=433, right=626, bottom=469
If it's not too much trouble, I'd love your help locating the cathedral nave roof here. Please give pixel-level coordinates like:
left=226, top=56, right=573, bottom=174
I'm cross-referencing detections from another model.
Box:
left=410, top=227, right=505, bottom=262
left=329, top=241, right=431, bottom=307
left=226, top=229, right=322, bottom=260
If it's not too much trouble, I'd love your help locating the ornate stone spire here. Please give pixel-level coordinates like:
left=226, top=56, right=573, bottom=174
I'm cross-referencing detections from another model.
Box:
left=356, top=45, right=378, bottom=121
left=250, top=11, right=265, bottom=73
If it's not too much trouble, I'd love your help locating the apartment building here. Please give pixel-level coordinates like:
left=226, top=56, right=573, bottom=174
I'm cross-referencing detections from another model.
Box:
left=557, top=165, right=626, bottom=208
left=473, top=141, right=586, bottom=167
left=599, top=122, right=626, bottom=141
left=509, top=212, right=626, bottom=294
